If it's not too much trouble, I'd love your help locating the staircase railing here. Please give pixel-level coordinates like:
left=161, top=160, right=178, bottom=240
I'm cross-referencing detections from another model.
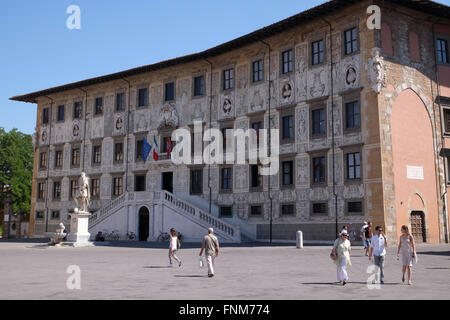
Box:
left=88, top=193, right=126, bottom=229
left=155, top=190, right=240, bottom=240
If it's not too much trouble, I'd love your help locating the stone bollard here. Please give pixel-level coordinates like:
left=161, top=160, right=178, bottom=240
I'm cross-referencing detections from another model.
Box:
left=296, top=230, right=303, bottom=249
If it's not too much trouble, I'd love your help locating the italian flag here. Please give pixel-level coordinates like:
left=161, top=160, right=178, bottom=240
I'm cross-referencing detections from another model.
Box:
left=153, top=136, right=159, bottom=161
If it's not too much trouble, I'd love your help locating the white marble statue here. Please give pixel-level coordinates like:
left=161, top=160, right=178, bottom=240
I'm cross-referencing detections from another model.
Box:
left=75, top=172, right=90, bottom=212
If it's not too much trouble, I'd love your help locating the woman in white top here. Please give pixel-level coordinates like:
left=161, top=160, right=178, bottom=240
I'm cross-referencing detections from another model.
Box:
left=332, top=230, right=352, bottom=286
left=169, top=228, right=182, bottom=267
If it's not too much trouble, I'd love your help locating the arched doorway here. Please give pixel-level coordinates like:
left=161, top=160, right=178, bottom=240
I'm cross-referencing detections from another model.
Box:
left=138, top=207, right=149, bottom=241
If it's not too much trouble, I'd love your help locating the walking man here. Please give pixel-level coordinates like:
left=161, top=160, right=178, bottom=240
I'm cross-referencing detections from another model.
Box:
left=199, top=228, right=219, bottom=278
left=369, top=226, right=387, bottom=284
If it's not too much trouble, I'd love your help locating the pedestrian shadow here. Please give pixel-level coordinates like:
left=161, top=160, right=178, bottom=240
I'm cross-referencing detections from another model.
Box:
left=27, top=245, right=50, bottom=249
left=174, top=275, right=207, bottom=278
left=143, top=266, right=172, bottom=269
left=302, top=282, right=341, bottom=286
left=418, top=251, right=450, bottom=257
left=425, top=267, right=450, bottom=270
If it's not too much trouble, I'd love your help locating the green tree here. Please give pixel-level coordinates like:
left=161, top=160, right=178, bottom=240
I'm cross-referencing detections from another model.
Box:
left=0, top=128, right=33, bottom=215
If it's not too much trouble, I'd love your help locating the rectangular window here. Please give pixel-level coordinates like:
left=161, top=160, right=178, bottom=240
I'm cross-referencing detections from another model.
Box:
left=116, top=93, right=125, bottom=111
left=72, top=148, right=80, bottom=167
left=282, top=50, right=293, bottom=74
left=250, top=164, right=263, bottom=189
left=347, top=201, right=363, bottom=215
left=253, top=60, right=264, bottom=82
left=37, top=183, right=45, bottom=200
left=135, top=175, right=146, bottom=192
left=219, top=206, right=232, bottom=217
left=221, top=167, right=232, bottom=191
left=250, top=205, right=263, bottom=216
left=194, top=76, right=205, bottom=96
left=165, top=82, right=175, bottom=101
left=57, top=105, right=65, bottom=121
left=282, top=161, right=294, bottom=186
left=347, top=152, right=361, bottom=180
left=113, top=177, right=123, bottom=196
left=55, top=150, right=63, bottom=168
left=344, top=27, right=358, bottom=55
left=437, top=39, right=449, bottom=64
left=39, top=152, right=47, bottom=169
left=190, top=169, right=203, bottom=194
left=42, top=108, right=49, bottom=124
left=70, top=179, right=78, bottom=200
left=36, top=211, right=44, bottom=220
left=444, top=108, right=450, bottom=133
left=252, top=121, right=263, bottom=147
left=92, top=145, right=102, bottom=165
left=281, top=204, right=295, bottom=216
left=282, top=116, right=294, bottom=140
left=311, top=108, right=326, bottom=135
left=51, top=211, right=60, bottom=220
left=312, top=40, right=324, bottom=65
left=91, top=178, right=100, bottom=198
left=345, top=101, right=360, bottom=129
left=137, top=88, right=148, bottom=107
left=53, top=181, right=61, bottom=200
left=136, top=139, right=143, bottom=161
left=223, top=69, right=234, bottom=90
left=312, top=202, right=327, bottom=215
left=312, top=156, right=326, bottom=184
left=73, top=102, right=82, bottom=119
left=95, top=97, right=103, bottom=115
left=114, top=142, right=124, bottom=162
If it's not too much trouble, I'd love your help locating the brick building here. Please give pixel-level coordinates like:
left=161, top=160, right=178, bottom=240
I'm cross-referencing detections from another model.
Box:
left=10, top=0, right=450, bottom=243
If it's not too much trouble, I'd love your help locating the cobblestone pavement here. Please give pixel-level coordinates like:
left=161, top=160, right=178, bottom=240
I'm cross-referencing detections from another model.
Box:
left=0, top=240, right=449, bottom=300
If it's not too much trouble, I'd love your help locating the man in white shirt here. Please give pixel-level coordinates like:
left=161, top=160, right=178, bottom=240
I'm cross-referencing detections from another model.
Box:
left=369, top=226, right=387, bottom=284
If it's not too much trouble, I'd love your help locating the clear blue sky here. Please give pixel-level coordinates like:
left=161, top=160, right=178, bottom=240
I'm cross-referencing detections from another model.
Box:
left=0, top=0, right=327, bottom=135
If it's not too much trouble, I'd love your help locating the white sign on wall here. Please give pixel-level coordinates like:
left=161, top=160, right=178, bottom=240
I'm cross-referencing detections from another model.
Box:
left=407, top=166, right=424, bottom=180
left=4, top=214, right=9, bottom=222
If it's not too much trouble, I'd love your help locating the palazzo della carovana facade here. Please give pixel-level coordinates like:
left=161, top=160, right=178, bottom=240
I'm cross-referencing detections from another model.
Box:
left=11, top=0, right=450, bottom=243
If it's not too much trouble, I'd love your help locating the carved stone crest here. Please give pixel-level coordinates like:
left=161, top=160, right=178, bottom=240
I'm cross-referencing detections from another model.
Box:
left=41, top=129, right=48, bottom=144
left=159, top=104, right=179, bottom=129
left=72, top=121, right=80, bottom=138
left=223, top=98, right=232, bottom=115
left=281, top=81, right=293, bottom=100
left=367, top=47, right=386, bottom=93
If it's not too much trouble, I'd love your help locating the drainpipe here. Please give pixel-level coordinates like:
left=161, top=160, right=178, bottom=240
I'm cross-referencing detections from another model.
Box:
left=432, top=22, right=449, bottom=243
left=78, top=88, right=88, bottom=173
left=321, top=17, right=338, bottom=238
left=121, top=77, right=132, bottom=194
left=44, top=96, right=54, bottom=233
left=205, top=59, right=213, bottom=215
left=260, top=40, right=273, bottom=244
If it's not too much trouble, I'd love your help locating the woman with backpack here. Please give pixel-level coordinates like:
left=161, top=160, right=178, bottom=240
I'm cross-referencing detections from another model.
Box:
left=168, top=228, right=182, bottom=268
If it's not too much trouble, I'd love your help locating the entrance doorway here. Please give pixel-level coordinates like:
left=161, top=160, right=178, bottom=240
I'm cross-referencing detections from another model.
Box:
left=410, top=211, right=426, bottom=243
left=138, top=207, right=149, bottom=241
left=162, top=172, right=173, bottom=193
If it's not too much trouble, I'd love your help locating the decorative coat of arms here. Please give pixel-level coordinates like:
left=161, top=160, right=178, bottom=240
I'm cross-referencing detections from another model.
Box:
left=159, top=104, right=179, bottom=129
left=367, top=48, right=386, bottom=93
left=223, top=98, right=233, bottom=115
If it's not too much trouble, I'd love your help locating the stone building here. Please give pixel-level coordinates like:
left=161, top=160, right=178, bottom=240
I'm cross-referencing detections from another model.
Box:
left=11, top=0, right=450, bottom=243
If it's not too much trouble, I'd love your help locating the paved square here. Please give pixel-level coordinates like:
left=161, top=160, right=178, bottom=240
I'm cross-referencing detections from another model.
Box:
left=0, top=240, right=449, bottom=299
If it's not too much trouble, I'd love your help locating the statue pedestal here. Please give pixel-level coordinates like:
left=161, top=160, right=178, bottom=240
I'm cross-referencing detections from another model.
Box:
left=67, top=211, right=93, bottom=247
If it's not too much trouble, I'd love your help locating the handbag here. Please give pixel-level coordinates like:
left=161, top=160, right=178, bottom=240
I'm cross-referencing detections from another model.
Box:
left=198, top=257, right=204, bottom=268
left=330, top=248, right=338, bottom=261
left=412, top=251, right=418, bottom=264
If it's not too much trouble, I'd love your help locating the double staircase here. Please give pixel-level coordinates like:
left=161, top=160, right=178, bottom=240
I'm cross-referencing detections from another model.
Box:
left=88, top=190, right=241, bottom=242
